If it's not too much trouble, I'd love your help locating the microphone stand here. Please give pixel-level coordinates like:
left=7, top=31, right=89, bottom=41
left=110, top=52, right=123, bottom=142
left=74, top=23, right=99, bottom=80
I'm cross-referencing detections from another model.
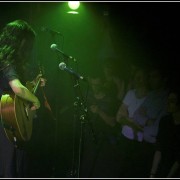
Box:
left=49, top=34, right=59, bottom=178
left=55, top=49, right=96, bottom=178
left=69, top=74, right=97, bottom=178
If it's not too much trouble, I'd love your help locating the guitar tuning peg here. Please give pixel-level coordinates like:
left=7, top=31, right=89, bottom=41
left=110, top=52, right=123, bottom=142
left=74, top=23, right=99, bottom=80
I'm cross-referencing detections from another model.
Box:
left=38, top=64, right=45, bottom=75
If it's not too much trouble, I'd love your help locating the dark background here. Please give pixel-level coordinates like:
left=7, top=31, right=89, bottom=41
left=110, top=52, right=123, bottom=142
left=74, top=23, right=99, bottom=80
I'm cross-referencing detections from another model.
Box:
left=0, top=1, right=180, bottom=177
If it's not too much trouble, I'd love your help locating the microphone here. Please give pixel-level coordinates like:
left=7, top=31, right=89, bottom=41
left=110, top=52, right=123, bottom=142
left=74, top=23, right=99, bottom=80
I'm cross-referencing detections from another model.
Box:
left=59, top=62, right=86, bottom=81
left=50, top=44, right=76, bottom=61
left=41, top=26, right=62, bottom=36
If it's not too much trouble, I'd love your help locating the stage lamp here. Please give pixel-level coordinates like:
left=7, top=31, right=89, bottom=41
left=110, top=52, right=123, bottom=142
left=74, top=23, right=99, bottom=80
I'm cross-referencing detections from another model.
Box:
left=67, top=1, right=80, bottom=14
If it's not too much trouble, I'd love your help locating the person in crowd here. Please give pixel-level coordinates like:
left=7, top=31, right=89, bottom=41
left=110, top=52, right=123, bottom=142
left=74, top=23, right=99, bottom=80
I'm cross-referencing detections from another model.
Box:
left=80, top=73, right=120, bottom=178
left=132, top=65, right=169, bottom=177
left=149, top=86, right=180, bottom=178
left=116, top=67, right=149, bottom=177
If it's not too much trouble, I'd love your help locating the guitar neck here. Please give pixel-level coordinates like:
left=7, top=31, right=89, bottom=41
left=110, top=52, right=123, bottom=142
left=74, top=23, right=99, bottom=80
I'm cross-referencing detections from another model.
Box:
left=32, top=66, right=44, bottom=95
left=32, top=78, right=41, bottom=94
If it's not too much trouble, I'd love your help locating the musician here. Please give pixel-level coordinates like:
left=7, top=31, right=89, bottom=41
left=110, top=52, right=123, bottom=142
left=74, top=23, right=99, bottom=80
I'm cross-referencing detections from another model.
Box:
left=0, top=20, right=46, bottom=177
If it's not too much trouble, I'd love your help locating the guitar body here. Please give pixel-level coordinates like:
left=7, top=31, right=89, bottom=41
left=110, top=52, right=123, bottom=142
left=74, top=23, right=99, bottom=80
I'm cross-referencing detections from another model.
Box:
left=0, top=93, right=35, bottom=145
left=0, top=68, right=44, bottom=146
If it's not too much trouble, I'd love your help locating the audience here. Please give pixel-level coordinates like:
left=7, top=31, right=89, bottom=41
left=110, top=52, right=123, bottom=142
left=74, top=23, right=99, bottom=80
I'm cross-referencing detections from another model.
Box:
left=80, top=58, right=180, bottom=178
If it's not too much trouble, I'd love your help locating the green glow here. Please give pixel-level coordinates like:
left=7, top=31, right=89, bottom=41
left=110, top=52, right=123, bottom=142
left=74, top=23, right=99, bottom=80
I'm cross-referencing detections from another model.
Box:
left=67, top=11, right=79, bottom=14
left=68, top=1, right=80, bottom=10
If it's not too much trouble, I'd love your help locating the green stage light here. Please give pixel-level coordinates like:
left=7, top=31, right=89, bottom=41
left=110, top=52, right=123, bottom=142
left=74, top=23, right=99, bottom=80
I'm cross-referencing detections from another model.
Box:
left=68, top=1, right=80, bottom=10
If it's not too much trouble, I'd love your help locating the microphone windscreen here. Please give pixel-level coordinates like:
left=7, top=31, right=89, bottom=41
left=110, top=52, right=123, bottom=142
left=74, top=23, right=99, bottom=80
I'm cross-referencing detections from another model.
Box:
left=59, top=62, right=66, bottom=70
left=50, top=44, right=57, bottom=50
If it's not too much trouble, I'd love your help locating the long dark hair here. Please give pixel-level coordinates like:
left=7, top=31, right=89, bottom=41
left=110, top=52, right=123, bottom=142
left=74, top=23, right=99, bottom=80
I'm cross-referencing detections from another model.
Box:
left=0, top=19, right=36, bottom=70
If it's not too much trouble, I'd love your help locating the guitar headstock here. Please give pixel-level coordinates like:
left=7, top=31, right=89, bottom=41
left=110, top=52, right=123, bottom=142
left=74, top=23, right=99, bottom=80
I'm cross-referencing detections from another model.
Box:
left=38, top=64, right=45, bottom=77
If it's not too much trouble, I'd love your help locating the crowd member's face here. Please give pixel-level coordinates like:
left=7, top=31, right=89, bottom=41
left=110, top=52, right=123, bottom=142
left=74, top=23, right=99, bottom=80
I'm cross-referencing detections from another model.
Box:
left=167, top=93, right=179, bottom=113
left=149, top=70, right=163, bottom=90
left=133, top=70, right=147, bottom=89
left=90, top=78, right=104, bottom=93
left=103, top=66, right=113, bottom=81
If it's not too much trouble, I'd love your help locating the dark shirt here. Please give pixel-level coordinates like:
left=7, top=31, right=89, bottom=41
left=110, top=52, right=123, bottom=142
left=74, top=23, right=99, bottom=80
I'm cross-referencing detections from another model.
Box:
left=156, top=114, right=180, bottom=177
left=0, top=64, right=19, bottom=96
left=87, top=90, right=120, bottom=143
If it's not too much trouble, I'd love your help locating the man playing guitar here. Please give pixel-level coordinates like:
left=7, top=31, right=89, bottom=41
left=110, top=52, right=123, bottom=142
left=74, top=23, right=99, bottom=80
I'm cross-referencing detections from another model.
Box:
left=0, top=19, right=46, bottom=178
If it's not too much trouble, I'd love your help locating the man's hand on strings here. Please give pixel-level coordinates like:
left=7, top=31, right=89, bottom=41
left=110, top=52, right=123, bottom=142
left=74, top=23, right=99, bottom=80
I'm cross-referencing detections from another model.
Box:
left=40, top=77, right=47, bottom=87
left=32, top=74, right=47, bottom=87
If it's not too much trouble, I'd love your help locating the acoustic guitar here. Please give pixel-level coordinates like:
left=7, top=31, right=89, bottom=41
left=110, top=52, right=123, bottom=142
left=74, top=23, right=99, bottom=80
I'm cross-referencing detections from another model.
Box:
left=0, top=74, right=42, bottom=147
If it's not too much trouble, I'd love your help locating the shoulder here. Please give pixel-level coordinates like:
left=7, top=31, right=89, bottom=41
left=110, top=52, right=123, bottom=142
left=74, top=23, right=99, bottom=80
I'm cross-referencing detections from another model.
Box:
left=123, top=89, right=136, bottom=104
left=125, top=89, right=136, bottom=95
left=1, top=64, right=19, bottom=81
left=124, top=89, right=136, bottom=98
